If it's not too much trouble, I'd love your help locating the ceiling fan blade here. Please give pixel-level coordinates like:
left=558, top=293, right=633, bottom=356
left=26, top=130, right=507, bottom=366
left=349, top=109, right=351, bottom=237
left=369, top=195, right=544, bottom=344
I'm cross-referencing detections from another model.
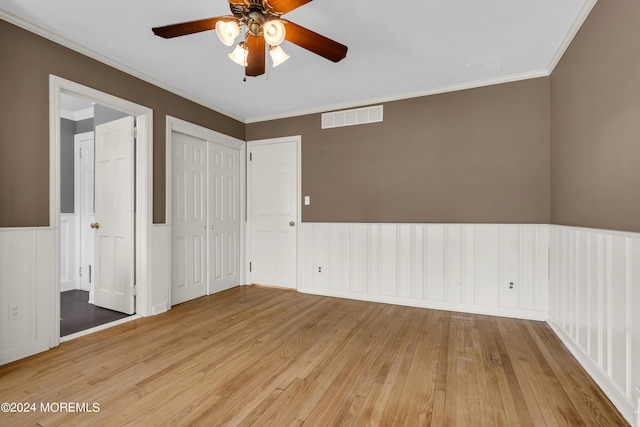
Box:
left=268, top=0, right=313, bottom=14
left=152, top=16, right=231, bottom=38
left=246, top=34, right=266, bottom=77
left=283, top=21, right=347, bottom=63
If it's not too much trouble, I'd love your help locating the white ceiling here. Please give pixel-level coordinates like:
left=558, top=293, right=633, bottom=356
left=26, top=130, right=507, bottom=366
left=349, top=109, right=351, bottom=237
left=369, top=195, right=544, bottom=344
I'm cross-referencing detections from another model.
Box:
left=1, top=0, right=595, bottom=123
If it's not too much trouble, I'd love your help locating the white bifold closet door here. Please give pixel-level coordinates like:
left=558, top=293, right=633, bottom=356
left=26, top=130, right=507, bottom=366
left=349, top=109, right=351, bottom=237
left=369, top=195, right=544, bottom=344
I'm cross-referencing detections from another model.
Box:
left=171, top=131, right=241, bottom=305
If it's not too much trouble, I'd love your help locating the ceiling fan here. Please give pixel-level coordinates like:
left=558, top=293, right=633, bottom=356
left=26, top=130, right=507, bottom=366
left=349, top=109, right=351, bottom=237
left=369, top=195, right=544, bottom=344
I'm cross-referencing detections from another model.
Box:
left=152, top=0, right=348, bottom=78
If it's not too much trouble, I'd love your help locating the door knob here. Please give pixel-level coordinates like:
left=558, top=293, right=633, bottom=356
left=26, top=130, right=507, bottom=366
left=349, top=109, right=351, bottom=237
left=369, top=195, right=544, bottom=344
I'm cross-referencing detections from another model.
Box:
left=289, top=221, right=296, bottom=227
left=90, top=223, right=100, bottom=229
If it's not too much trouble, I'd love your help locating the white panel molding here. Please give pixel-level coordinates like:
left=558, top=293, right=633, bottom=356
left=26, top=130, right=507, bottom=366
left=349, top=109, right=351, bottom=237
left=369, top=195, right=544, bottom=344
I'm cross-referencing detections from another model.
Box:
left=150, top=224, right=171, bottom=315
left=0, top=228, right=55, bottom=365
left=299, top=223, right=550, bottom=321
left=548, top=225, right=639, bottom=426
left=59, top=213, right=78, bottom=292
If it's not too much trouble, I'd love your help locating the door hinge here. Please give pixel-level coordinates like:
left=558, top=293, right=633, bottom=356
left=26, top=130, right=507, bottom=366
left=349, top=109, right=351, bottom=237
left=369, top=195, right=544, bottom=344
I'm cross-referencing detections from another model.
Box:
left=249, top=152, right=252, bottom=161
left=132, top=127, right=137, bottom=139
left=79, top=148, right=82, bottom=158
left=131, top=285, right=137, bottom=296
left=79, top=266, right=82, bottom=277
left=249, top=262, right=252, bottom=272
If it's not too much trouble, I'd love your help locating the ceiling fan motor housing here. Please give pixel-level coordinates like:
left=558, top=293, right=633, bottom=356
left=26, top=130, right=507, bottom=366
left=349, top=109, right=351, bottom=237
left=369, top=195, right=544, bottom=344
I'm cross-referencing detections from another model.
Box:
left=247, top=10, right=266, bottom=36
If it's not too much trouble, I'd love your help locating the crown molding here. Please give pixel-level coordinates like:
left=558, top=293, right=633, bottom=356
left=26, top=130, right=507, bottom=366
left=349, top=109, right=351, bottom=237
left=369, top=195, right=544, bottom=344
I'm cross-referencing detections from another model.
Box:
left=0, top=10, right=246, bottom=124
left=2, top=0, right=591, bottom=126
left=547, top=0, right=598, bottom=73
left=59, top=109, right=76, bottom=121
left=245, top=70, right=550, bottom=123
left=73, top=107, right=95, bottom=121
left=59, top=107, right=93, bottom=121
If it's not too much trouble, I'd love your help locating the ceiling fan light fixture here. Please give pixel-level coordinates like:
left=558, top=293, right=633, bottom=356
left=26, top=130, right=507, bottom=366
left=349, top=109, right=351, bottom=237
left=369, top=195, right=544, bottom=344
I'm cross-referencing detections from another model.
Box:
left=215, top=20, right=240, bottom=46
left=153, top=0, right=348, bottom=78
left=229, top=42, right=248, bottom=66
left=269, top=45, right=290, bottom=67
left=263, top=19, right=286, bottom=46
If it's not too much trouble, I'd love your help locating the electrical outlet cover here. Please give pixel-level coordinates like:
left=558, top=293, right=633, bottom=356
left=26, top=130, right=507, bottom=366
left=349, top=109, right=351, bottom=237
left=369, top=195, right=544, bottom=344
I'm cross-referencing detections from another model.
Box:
left=8, top=304, right=20, bottom=320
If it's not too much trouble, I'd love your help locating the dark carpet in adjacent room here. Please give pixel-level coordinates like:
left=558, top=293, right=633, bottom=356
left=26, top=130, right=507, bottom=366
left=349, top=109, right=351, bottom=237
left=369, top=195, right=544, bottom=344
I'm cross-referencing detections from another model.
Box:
left=60, top=290, right=131, bottom=337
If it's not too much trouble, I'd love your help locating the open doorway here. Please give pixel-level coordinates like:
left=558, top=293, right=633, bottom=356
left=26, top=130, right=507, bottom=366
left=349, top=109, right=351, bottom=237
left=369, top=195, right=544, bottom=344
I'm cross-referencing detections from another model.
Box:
left=50, top=76, right=154, bottom=347
left=59, top=93, right=135, bottom=337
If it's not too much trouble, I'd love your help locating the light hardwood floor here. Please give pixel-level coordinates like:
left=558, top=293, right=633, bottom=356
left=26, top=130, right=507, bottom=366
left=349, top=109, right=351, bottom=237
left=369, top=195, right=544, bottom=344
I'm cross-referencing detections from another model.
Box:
left=0, top=286, right=628, bottom=426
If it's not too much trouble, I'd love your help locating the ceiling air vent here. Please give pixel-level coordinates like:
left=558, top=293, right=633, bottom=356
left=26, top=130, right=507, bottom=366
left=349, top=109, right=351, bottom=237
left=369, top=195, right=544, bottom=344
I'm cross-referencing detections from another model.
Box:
left=321, top=105, right=383, bottom=129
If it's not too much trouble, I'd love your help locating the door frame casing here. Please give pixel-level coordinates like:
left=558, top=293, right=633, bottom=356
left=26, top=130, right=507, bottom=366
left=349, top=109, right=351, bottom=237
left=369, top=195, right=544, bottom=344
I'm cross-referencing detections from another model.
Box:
left=165, top=116, right=246, bottom=306
left=50, top=75, right=153, bottom=346
left=246, top=136, right=302, bottom=289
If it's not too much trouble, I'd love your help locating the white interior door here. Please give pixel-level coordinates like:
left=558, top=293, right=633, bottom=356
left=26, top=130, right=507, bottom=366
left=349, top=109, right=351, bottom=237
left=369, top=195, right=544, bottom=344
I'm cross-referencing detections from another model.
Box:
left=172, top=132, right=207, bottom=305
left=75, top=132, right=95, bottom=296
left=249, top=138, right=299, bottom=289
left=94, top=116, right=135, bottom=315
left=208, top=142, right=242, bottom=293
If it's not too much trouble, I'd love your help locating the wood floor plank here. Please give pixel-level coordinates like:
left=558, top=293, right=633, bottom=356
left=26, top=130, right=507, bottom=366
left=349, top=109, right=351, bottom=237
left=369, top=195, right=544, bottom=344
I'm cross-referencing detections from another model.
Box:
left=496, top=317, right=549, bottom=426
left=515, top=320, right=585, bottom=426
left=527, top=321, right=629, bottom=426
left=390, top=309, right=441, bottom=426
left=226, top=305, right=372, bottom=425
left=475, top=316, right=514, bottom=427
left=0, top=286, right=629, bottom=427
left=351, top=316, right=411, bottom=426
left=443, top=312, right=459, bottom=426
left=308, top=307, right=400, bottom=426
left=430, top=311, right=452, bottom=427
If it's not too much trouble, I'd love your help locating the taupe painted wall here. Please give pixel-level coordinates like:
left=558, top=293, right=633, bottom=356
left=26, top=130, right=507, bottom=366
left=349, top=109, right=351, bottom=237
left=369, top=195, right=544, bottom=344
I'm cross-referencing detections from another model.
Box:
left=248, top=78, right=551, bottom=223
left=551, top=1, right=640, bottom=233
left=13, top=6, right=637, bottom=229
left=0, top=19, right=244, bottom=227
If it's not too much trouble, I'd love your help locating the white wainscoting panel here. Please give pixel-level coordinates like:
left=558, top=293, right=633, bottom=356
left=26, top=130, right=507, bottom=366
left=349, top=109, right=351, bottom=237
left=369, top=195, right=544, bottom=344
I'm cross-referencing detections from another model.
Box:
left=0, top=228, right=55, bottom=365
left=151, top=224, right=171, bottom=315
left=549, top=225, right=640, bottom=426
left=59, top=213, right=77, bottom=292
left=300, top=223, right=549, bottom=320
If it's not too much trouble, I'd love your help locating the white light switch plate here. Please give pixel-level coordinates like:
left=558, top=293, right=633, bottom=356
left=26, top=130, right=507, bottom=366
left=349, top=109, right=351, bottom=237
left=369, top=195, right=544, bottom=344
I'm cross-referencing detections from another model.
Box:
left=304, top=196, right=310, bottom=205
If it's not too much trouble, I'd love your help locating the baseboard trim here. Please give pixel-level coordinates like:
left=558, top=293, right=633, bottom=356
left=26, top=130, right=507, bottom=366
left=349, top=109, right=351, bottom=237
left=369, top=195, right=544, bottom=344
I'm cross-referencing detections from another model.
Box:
left=547, top=317, right=636, bottom=425
left=298, top=286, right=548, bottom=321
left=60, top=282, right=76, bottom=292
left=0, top=338, right=50, bottom=366
left=152, top=303, right=169, bottom=315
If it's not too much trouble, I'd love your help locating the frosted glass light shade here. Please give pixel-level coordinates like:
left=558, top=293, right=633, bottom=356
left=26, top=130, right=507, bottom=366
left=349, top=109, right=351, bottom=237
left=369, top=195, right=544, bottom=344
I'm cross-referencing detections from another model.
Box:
left=263, top=20, right=286, bottom=46
left=215, top=20, right=240, bottom=46
left=269, top=45, right=290, bottom=67
left=229, top=42, right=248, bottom=66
